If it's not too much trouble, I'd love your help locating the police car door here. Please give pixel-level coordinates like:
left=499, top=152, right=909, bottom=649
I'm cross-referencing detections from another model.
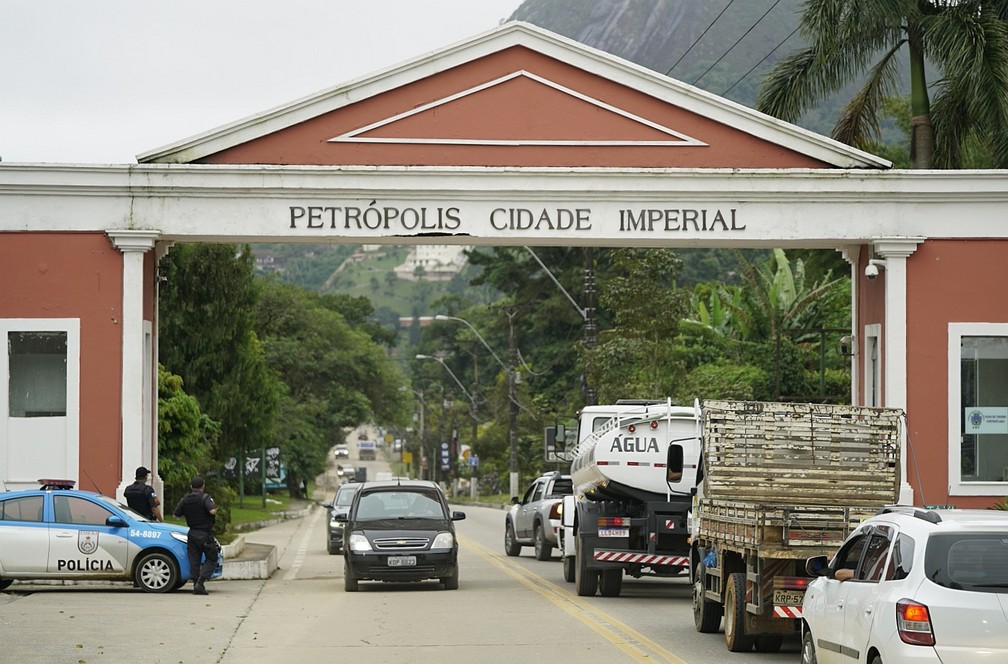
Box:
left=48, top=494, right=128, bottom=577
left=0, top=494, right=48, bottom=573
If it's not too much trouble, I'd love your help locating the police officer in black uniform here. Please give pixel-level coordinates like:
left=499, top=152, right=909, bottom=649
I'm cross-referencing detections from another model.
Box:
left=124, top=466, right=162, bottom=521
left=172, top=476, right=220, bottom=595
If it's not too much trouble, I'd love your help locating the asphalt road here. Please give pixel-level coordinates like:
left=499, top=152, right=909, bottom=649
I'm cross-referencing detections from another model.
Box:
left=0, top=439, right=799, bottom=663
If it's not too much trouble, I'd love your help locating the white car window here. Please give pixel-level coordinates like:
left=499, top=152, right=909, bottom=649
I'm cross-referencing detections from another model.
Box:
left=0, top=495, right=43, bottom=522
left=930, top=534, right=1008, bottom=591
left=52, top=495, right=113, bottom=526
left=884, top=533, right=915, bottom=581
left=857, top=530, right=892, bottom=582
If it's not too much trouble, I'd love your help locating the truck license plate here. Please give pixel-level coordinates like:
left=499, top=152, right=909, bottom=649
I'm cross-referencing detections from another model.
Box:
left=773, top=589, right=805, bottom=606
left=387, top=555, right=416, bottom=567
left=599, top=528, right=629, bottom=538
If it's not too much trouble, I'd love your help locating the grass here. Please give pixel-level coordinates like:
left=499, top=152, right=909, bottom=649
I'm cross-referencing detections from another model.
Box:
left=229, top=492, right=295, bottom=526
left=164, top=491, right=299, bottom=544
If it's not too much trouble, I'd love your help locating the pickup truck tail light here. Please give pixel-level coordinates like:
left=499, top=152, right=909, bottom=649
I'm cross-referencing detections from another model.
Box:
left=896, top=599, right=935, bottom=646
left=549, top=503, right=562, bottom=520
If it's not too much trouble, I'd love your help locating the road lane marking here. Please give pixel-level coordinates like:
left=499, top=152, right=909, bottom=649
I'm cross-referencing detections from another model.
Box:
left=283, top=506, right=322, bottom=581
left=460, top=534, right=689, bottom=664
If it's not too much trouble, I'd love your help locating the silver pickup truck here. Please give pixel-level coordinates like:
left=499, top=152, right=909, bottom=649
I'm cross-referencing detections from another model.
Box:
left=504, top=471, right=573, bottom=561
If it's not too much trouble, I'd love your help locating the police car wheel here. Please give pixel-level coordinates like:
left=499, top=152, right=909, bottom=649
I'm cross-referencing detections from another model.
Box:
left=135, top=551, right=180, bottom=593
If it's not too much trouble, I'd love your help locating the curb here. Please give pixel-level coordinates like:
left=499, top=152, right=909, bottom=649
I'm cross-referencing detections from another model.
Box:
left=220, top=505, right=313, bottom=580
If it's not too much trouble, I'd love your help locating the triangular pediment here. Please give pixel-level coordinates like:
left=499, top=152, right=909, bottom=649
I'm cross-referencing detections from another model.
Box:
left=139, top=22, right=888, bottom=170
left=330, top=70, right=706, bottom=147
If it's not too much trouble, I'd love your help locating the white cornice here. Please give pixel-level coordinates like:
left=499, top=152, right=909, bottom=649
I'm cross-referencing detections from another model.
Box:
left=1, top=164, right=1006, bottom=248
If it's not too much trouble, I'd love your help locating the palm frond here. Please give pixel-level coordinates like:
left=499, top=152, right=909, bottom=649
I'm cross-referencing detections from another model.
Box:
left=834, top=39, right=905, bottom=147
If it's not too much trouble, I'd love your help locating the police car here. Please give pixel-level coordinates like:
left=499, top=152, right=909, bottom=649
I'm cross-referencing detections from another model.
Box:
left=0, top=479, right=222, bottom=593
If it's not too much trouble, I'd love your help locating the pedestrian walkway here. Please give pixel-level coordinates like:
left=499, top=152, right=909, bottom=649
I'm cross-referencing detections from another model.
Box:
left=221, top=497, right=313, bottom=579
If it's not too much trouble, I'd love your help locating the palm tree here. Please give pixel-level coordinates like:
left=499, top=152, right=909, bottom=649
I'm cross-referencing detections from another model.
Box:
left=757, top=1, right=1008, bottom=168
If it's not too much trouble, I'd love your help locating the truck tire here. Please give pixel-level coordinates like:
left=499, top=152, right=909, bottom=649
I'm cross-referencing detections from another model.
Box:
left=504, top=521, right=522, bottom=557
left=724, top=572, right=754, bottom=652
left=693, top=562, right=722, bottom=633
left=562, top=554, right=575, bottom=582
left=574, top=536, right=598, bottom=596
left=754, top=635, right=783, bottom=652
left=598, top=568, right=622, bottom=597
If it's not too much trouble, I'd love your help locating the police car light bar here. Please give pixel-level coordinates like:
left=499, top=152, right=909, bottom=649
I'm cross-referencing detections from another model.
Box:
left=38, top=478, right=76, bottom=490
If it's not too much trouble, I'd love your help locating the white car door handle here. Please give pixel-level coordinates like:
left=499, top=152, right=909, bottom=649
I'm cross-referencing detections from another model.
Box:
left=55, top=532, right=74, bottom=538
left=837, top=601, right=844, bottom=609
left=865, top=606, right=874, bottom=615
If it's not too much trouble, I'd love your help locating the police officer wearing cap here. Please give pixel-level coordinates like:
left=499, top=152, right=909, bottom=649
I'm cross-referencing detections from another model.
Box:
left=124, top=466, right=162, bottom=521
left=172, top=476, right=220, bottom=595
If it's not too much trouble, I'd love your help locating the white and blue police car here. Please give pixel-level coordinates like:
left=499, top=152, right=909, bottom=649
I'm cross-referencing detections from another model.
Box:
left=0, top=479, right=222, bottom=593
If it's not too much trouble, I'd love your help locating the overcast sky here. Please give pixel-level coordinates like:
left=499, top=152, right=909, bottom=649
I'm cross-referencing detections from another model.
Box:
left=0, top=1, right=523, bottom=164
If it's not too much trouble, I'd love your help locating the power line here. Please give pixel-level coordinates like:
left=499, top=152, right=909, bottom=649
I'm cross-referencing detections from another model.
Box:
left=692, top=0, right=784, bottom=86
left=666, top=0, right=735, bottom=76
left=721, top=26, right=799, bottom=97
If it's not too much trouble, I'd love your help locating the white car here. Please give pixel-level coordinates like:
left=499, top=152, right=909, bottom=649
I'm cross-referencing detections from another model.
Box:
left=801, top=507, right=1008, bottom=664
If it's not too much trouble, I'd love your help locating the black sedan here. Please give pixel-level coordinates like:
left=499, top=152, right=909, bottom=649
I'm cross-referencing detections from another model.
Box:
left=337, top=480, right=465, bottom=591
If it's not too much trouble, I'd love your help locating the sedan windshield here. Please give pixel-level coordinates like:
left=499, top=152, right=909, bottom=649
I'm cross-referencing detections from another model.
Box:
left=355, top=490, right=445, bottom=520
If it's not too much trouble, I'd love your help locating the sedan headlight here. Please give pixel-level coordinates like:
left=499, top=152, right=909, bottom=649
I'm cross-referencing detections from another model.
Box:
left=170, top=532, right=188, bottom=544
left=348, top=533, right=373, bottom=552
left=431, top=532, right=455, bottom=549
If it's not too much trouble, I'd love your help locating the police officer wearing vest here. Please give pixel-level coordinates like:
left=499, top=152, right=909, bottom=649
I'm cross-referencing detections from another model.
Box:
left=172, top=476, right=219, bottom=595
left=124, top=466, right=162, bottom=521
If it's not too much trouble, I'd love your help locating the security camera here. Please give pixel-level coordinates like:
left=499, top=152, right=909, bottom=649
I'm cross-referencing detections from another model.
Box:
left=865, top=259, right=886, bottom=280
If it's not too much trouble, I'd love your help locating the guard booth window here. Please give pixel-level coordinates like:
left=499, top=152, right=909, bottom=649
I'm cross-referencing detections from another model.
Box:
left=8, top=331, right=67, bottom=417
left=960, top=335, right=1008, bottom=482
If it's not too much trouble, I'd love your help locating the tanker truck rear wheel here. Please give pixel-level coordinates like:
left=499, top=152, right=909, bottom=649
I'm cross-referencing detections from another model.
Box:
left=599, top=568, right=622, bottom=597
left=574, top=537, right=598, bottom=596
left=562, top=554, right=575, bottom=582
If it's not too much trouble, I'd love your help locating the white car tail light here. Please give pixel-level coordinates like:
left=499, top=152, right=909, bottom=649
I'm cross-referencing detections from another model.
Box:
left=897, top=599, right=936, bottom=646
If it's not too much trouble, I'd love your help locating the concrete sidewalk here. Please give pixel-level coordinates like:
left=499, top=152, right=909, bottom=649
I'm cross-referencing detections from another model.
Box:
left=221, top=499, right=313, bottom=579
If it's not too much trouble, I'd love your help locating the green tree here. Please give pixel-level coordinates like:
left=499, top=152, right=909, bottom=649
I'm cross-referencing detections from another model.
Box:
left=159, top=244, right=279, bottom=466
left=156, top=365, right=222, bottom=520
left=253, top=278, right=409, bottom=494
left=757, top=0, right=1008, bottom=168
left=580, top=249, right=690, bottom=402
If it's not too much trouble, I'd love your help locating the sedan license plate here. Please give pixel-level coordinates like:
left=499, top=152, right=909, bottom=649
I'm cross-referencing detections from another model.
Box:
left=773, top=589, right=805, bottom=606
left=599, top=527, right=629, bottom=538
left=387, top=555, right=416, bottom=567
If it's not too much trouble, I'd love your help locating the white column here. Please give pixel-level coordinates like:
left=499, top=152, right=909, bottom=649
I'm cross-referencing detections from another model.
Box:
left=108, top=230, right=160, bottom=500
left=838, top=246, right=860, bottom=403
left=873, top=237, right=923, bottom=505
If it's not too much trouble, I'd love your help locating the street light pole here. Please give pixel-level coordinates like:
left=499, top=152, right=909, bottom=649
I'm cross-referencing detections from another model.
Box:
left=416, top=354, right=477, bottom=491
left=399, top=386, right=427, bottom=480
left=434, top=314, right=520, bottom=497
left=506, top=310, right=519, bottom=499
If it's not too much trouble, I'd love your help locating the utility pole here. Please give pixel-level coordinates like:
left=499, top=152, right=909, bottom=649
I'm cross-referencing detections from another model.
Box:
left=583, top=247, right=598, bottom=406
left=469, top=340, right=479, bottom=499
left=507, top=309, right=519, bottom=499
